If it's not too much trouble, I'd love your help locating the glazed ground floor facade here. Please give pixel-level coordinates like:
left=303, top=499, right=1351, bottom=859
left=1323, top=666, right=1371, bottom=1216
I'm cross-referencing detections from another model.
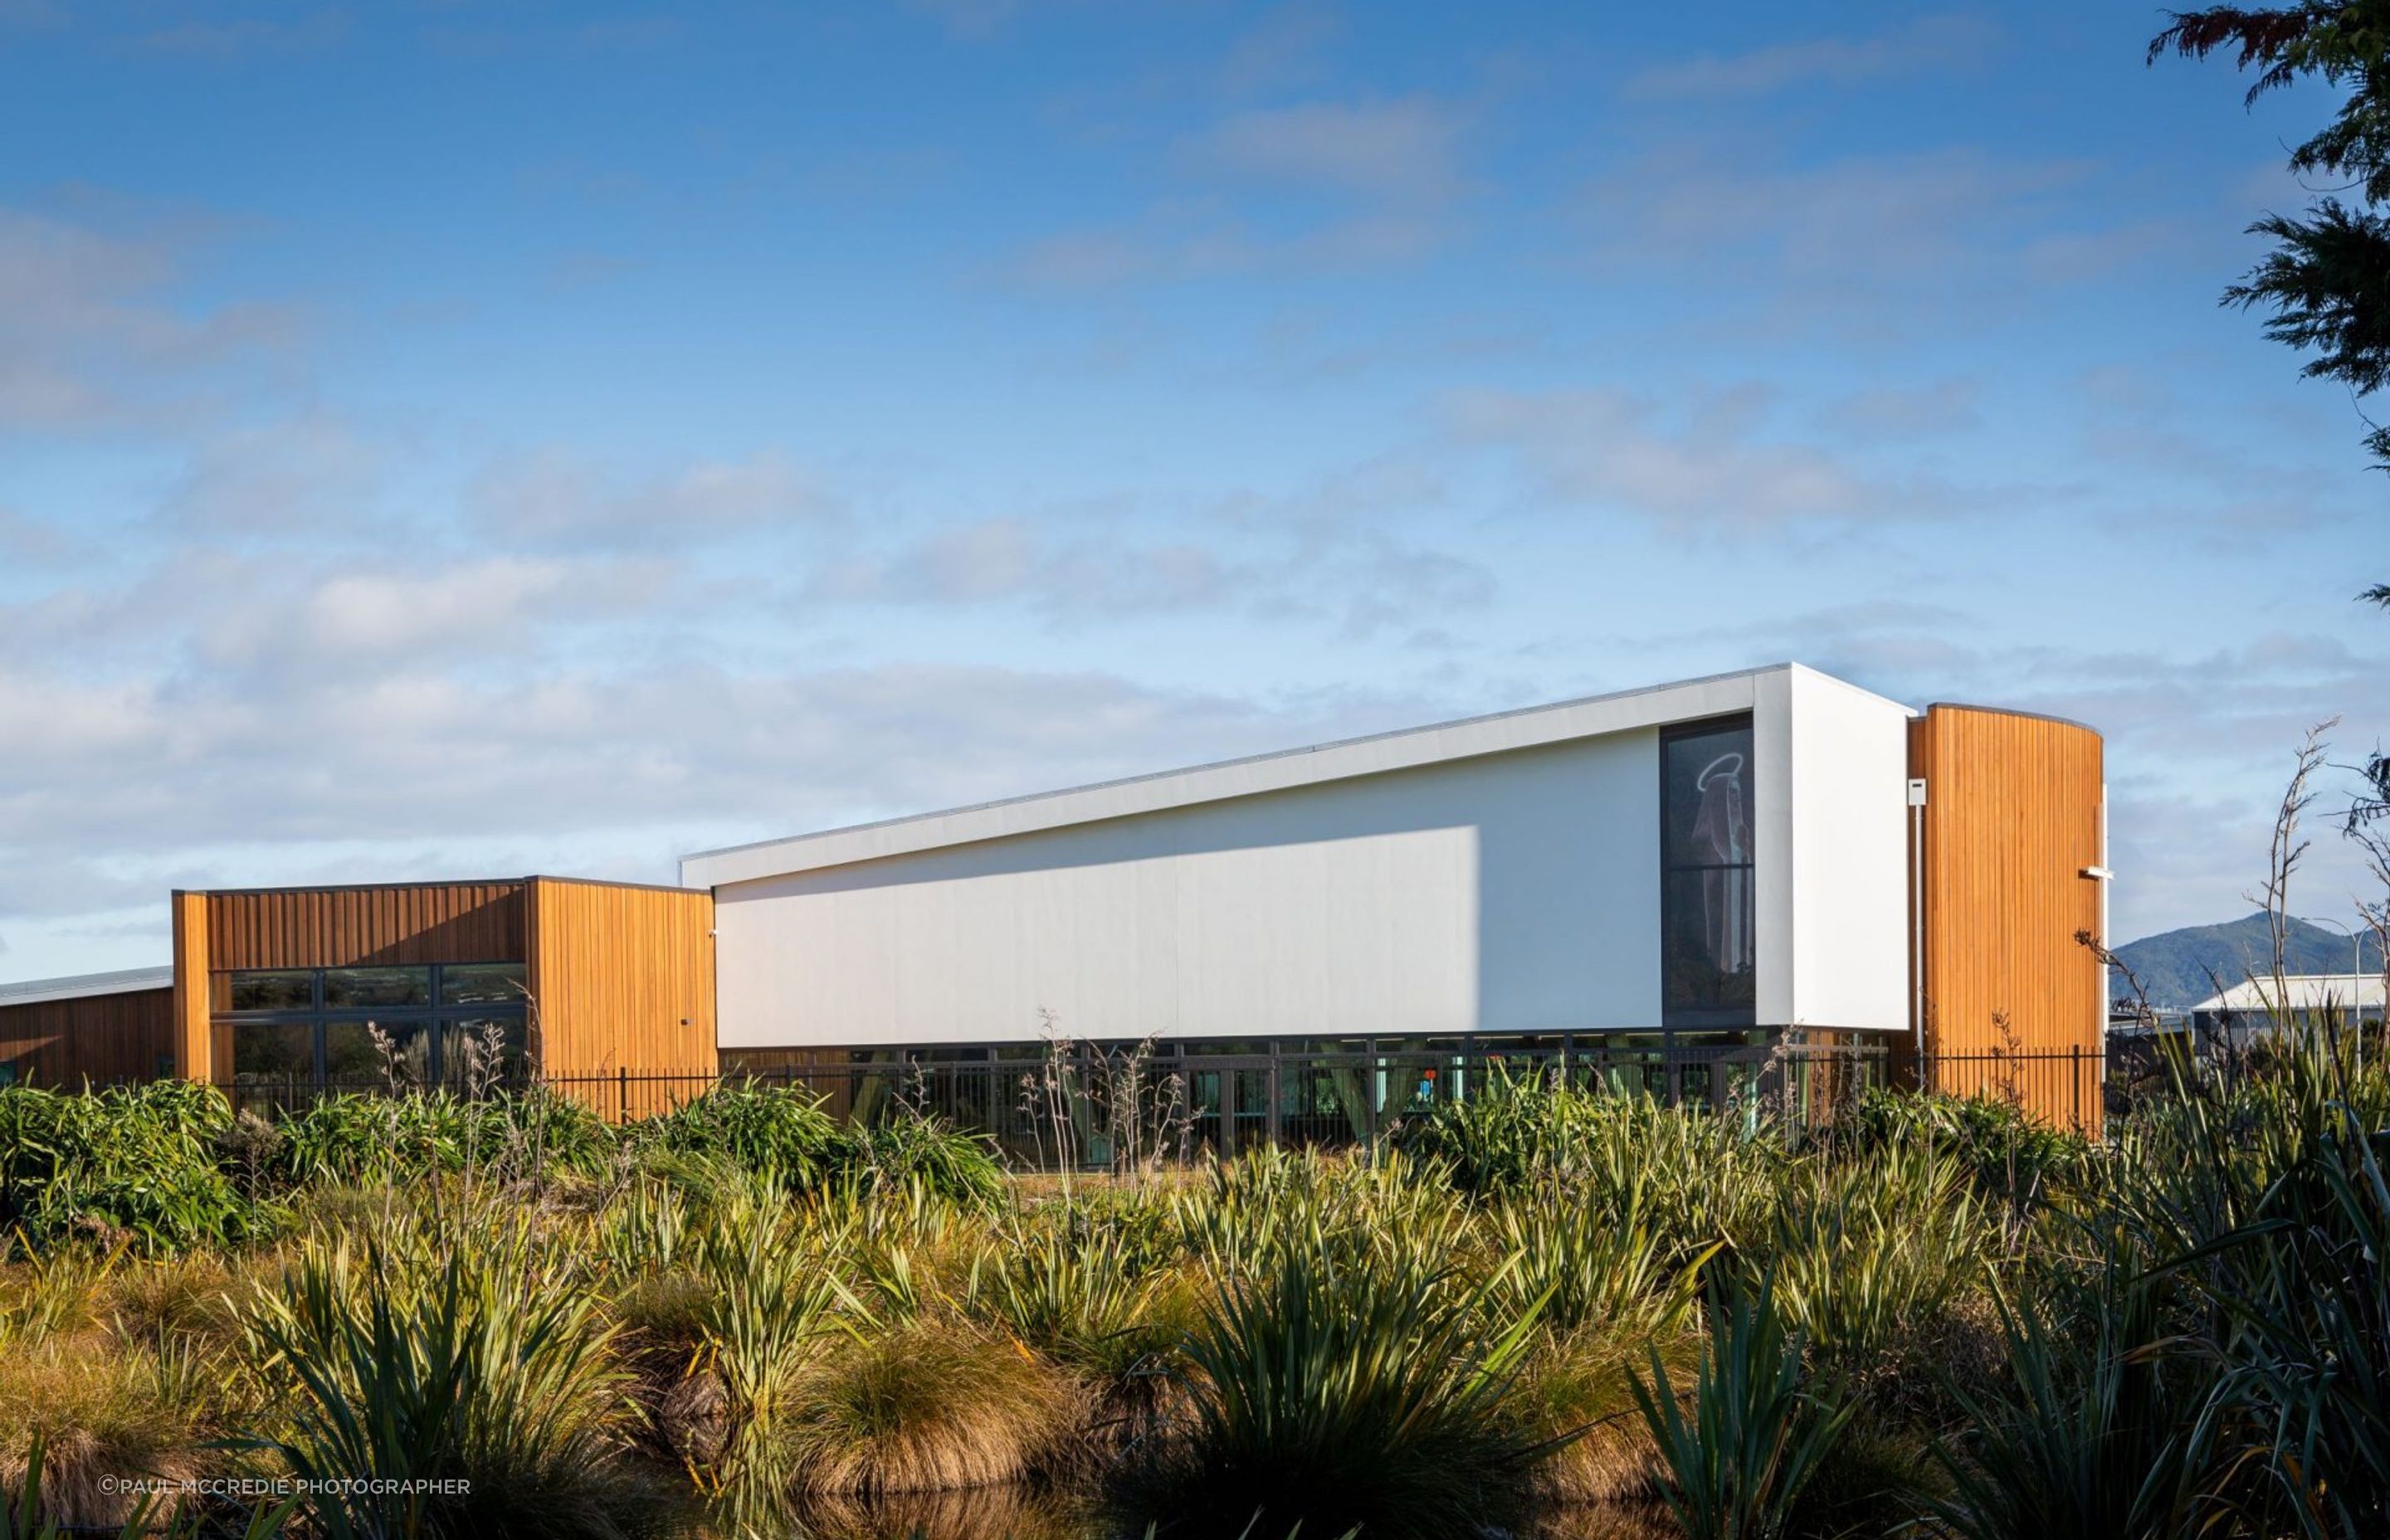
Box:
left=715, top=1028, right=1898, bottom=1161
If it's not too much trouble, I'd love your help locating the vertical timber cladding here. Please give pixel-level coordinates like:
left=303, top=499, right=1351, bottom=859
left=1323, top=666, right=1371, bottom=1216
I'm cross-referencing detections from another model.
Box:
left=1910, top=705, right=2105, bottom=1133
left=202, top=882, right=527, bottom=970
left=524, top=878, right=717, bottom=1098
left=0, top=988, right=175, bottom=1085
left=172, top=891, right=212, bottom=1079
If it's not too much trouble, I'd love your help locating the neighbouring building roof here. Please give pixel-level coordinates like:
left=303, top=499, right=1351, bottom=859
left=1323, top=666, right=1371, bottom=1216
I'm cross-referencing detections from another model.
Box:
left=681, top=660, right=1912, bottom=889
left=0, top=966, right=176, bottom=1010
left=2191, top=973, right=2387, bottom=1015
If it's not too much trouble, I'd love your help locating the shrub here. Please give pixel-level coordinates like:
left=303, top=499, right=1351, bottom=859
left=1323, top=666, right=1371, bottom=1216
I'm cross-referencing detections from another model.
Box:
left=1839, top=1087, right=2094, bottom=1215
left=639, top=1084, right=846, bottom=1189
left=271, top=1089, right=616, bottom=1189
left=1630, top=1278, right=1851, bottom=1540
left=1129, top=1238, right=1553, bottom=1539
left=847, top=1115, right=1005, bottom=1208
left=1760, top=1144, right=1991, bottom=1385
left=237, top=1216, right=675, bottom=1539
left=686, top=1192, right=855, bottom=1499
left=0, top=1084, right=246, bottom=1254
left=1486, top=1176, right=1714, bottom=1343
left=966, top=1211, right=1179, bottom=1396
left=1924, top=1279, right=2231, bottom=1540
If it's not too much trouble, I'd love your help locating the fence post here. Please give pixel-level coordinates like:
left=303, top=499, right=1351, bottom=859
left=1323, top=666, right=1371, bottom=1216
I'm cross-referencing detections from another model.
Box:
left=1363, top=1051, right=1378, bottom=1165
left=1267, top=1055, right=1282, bottom=1152
left=618, top=1065, right=629, bottom=1123
left=2071, top=1043, right=2082, bottom=1132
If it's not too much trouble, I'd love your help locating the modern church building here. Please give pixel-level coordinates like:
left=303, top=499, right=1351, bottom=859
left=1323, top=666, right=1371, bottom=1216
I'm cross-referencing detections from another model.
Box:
left=0, top=664, right=2109, bottom=1126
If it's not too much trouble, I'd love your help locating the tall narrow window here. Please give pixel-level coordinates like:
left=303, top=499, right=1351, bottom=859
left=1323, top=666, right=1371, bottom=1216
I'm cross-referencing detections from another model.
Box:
left=1662, top=717, right=1756, bottom=1026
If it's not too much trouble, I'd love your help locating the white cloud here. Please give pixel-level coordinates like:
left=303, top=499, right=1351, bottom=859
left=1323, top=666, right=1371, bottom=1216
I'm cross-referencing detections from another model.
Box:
left=1448, top=387, right=1987, bottom=530
left=137, top=10, right=344, bottom=58
left=1185, top=96, right=1466, bottom=202
left=0, top=204, right=304, bottom=433
left=1818, top=378, right=1983, bottom=441
left=163, top=417, right=385, bottom=534
left=1624, top=13, right=1995, bottom=100
left=471, top=449, right=829, bottom=548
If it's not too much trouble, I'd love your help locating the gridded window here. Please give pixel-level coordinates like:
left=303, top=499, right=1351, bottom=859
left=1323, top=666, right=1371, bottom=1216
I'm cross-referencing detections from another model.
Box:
left=1661, top=716, right=1757, bottom=1027
left=211, top=962, right=526, bottom=1090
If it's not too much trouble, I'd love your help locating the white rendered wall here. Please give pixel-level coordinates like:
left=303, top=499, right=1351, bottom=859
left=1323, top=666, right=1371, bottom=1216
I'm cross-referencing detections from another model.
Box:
left=1782, top=667, right=1913, bottom=1032
left=713, top=733, right=1663, bottom=1048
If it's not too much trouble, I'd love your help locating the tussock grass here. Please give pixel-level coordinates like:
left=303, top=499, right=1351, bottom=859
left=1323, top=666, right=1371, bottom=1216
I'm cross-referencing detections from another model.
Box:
left=0, top=1338, right=205, bottom=1528
left=779, top=1322, right=1074, bottom=1495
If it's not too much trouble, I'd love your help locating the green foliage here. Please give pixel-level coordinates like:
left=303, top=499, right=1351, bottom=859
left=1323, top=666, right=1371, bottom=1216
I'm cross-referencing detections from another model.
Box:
left=846, top=1116, right=1006, bottom=1208
left=687, top=1191, right=855, bottom=1499
left=1761, top=1143, right=1991, bottom=1378
left=2154, top=4, right=2390, bottom=477
left=1926, top=1275, right=2230, bottom=1540
left=638, top=1083, right=846, bottom=1188
left=271, top=1089, right=613, bottom=1189
left=0, top=1083, right=246, bottom=1254
left=1840, top=1084, right=2094, bottom=1213
left=965, top=1211, right=1173, bottom=1384
left=1130, top=1234, right=1552, bottom=1540
left=1630, top=1278, right=1853, bottom=1540
left=238, top=1216, right=673, bottom=1539
left=1485, top=1176, right=1714, bottom=1342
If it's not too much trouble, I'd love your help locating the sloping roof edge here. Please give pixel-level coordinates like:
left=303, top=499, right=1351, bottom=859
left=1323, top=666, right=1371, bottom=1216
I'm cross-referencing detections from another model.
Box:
left=683, top=661, right=1910, bottom=889
left=0, top=967, right=176, bottom=1009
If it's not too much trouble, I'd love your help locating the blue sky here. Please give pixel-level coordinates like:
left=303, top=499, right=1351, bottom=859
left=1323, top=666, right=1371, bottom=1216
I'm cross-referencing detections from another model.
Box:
left=2, top=0, right=2385, bottom=981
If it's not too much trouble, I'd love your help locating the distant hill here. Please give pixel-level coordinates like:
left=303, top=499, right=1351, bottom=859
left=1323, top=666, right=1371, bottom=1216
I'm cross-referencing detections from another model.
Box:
left=2112, top=913, right=2384, bottom=1009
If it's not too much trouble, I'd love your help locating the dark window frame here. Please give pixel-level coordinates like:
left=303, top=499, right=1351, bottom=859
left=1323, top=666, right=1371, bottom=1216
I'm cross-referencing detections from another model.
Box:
left=1660, top=713, right=1758, bottom=1030
left=216, top=962, right=527, bottom=1086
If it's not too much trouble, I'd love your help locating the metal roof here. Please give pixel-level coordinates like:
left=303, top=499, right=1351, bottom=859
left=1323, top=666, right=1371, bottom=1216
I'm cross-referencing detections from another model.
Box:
left=0, top=966, right=175, bottom=1009
left=2192, top=974, right=2387, bottom=1014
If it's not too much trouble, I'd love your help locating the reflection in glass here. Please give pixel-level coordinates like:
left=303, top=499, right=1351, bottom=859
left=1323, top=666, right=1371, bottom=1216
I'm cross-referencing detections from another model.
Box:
left=439, top=963, right=526, bottom=1005
left=441, top=1016, right=529, bottom=1090
left=232, top=1021, right=312, bottom=1082
left=324, top=1019, right=431, bottom=1087
left=323, top=967, right=432, bottom=1009
left=226, top=971, right=314, bottom=1011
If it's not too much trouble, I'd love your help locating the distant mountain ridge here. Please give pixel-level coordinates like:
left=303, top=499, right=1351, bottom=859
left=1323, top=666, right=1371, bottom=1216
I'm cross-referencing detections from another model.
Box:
left=2111, top=913, right=2384, bottom=1009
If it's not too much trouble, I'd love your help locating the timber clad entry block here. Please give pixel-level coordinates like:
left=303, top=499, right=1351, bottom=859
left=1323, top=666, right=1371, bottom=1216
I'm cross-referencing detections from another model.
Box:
left=526, top=877, right=718, bottom=1082
left=169, top=877, right=715, bottom=1097
left=1909, top=704, right=2105, bottom=1133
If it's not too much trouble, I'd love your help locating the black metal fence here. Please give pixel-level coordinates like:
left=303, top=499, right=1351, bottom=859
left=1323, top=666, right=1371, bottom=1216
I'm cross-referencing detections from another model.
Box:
left=1919, top=1045, right=2105, bottom=1135
left=198, top=1042, right=2121, bottom=1167
left=191, top=1033, right=2093, bottom=1167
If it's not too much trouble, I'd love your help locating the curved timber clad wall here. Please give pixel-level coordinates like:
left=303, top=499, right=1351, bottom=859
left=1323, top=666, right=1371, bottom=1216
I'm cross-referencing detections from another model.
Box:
left=1909, top=704, right=2105, bottom=1130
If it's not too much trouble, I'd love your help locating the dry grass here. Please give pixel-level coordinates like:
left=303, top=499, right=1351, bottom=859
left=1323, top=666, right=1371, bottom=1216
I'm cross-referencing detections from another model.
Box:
left=0, top=1334, right=207, bottom=1528
left=779, top=1321, right=1076, bottom=1494
left=106, top=1250, right=246, bottom=1343
left=1527, top=1329, right=1700, bottom=1504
